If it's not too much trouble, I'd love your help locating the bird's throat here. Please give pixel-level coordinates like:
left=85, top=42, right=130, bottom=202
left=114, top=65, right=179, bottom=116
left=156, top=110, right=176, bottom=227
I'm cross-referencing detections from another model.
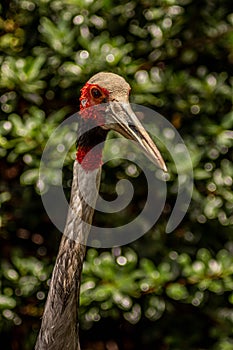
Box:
left=76, top=145, right=103, bottom=171
left=76, top=126, right=107, bottom=171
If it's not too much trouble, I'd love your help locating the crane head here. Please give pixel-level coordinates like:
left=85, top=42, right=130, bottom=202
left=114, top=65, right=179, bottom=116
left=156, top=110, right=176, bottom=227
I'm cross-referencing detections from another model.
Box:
left=78, top=72, right=167, bottom=172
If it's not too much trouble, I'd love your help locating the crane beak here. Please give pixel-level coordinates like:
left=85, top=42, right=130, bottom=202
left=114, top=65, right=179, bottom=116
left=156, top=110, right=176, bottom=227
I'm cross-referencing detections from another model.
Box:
left=103, top=102, right=167, bottom=172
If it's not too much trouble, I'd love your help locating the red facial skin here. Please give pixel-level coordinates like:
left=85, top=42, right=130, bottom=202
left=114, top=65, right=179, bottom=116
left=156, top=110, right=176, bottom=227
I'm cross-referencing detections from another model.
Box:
left=76, top=83, right=109, bottom=171
left=79, top=83, right=109, bottom=112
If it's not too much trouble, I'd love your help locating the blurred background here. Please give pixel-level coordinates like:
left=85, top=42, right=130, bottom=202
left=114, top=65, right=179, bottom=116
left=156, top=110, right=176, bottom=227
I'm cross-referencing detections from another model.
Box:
left=0, top=0, right=233, bottom=349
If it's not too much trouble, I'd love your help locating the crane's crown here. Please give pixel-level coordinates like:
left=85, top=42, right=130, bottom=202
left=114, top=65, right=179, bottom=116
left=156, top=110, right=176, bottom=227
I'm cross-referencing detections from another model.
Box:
left=79, top=72, right=131, bottom=112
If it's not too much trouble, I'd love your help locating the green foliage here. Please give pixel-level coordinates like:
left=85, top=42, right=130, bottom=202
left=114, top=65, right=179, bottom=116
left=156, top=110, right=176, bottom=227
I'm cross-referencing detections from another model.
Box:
left=0, top=0, right=232, bottom=349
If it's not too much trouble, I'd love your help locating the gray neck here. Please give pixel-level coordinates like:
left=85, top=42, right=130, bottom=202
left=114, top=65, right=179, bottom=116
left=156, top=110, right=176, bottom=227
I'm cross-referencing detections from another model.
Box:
left=35, top=161, right=102, bottom=350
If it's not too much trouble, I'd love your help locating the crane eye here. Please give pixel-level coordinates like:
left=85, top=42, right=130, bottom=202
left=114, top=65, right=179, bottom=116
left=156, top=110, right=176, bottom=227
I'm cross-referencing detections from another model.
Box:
left=91, top=88, right=102, bottom=99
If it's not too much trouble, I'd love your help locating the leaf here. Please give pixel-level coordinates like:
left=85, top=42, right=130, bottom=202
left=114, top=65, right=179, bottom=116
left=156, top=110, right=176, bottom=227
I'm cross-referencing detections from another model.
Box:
left=0, top=295, right=16, bottom=309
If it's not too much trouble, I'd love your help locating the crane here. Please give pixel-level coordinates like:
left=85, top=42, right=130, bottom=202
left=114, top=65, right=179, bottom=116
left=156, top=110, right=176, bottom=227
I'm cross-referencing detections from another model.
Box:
left=35, top=72, right=167, bottom=350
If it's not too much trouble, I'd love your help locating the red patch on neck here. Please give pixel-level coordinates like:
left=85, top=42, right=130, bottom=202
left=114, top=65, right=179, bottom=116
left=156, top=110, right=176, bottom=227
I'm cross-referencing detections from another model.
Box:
left=76, top=146, right=103, bottom=171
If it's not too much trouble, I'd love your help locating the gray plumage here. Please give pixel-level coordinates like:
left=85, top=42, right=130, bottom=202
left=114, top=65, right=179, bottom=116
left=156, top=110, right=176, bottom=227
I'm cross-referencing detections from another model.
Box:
left=35, top=163, right=101, bottom=350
